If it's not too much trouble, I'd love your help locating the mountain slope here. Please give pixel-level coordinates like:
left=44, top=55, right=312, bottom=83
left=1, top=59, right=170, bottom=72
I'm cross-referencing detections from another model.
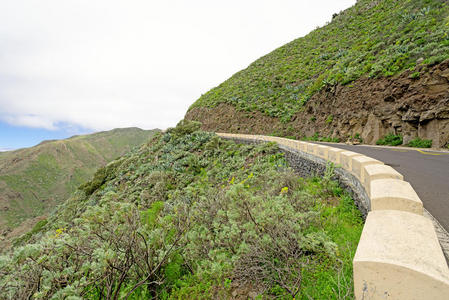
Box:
left=186, top=0, right=449, bottom=147
left=0, top=122, right=362, bottom=299
left=0, top=127, right=158, bottom=242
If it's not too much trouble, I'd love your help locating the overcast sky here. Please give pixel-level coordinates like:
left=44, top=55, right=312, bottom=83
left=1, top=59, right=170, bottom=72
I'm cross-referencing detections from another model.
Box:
left=0, top=0, right=356, bottom=149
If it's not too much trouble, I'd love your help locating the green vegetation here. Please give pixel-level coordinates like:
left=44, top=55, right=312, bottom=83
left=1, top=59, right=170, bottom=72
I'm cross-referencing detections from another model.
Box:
left=347, top=133, right=363, bottom=144
left=302, top=133, right=340, bottom=143
left=189, top=0, right=449, bottom=122
left=376, top=134, right=403, bottom=146
left=0, top=128, right=158, bottom=245
left=408, top=137, right=432, bottom=148
left=11, top=219, right=48, bottom=247
left=0, top=122, right=362, bottom=299
left=376, top=135, right=434, bottom=148
left=409, top=71, right=420, bottom=79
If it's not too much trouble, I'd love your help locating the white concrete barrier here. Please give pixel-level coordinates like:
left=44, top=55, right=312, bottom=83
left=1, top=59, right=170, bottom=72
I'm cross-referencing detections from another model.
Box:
left=216, top=133, right=449, bottom=299
left=306, top=143, right=318, bottom=155
left=340, top=151, right=363, bottom=171
left=354, top=210, right=449, bottom=300
left=370, top=179, right=423, bottom=215
left=363, top=164, right=403, bottom=197
left=351, top=156, right=383, bottom=181
left=328, top=147, right=345, bottom=164
left=316, top=145, right=330, bottom=159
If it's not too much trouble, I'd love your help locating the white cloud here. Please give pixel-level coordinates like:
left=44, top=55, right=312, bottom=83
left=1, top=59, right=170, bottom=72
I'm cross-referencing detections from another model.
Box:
left=0, top=0, right=356, bottom=131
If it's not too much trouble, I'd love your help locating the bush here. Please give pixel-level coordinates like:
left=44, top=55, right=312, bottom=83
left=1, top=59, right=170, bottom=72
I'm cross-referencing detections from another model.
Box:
left=0, top=130, right=363, bottom=299
left=376, top=134, right=403, bottom=146
left=408, top=137, right=432, bottom=148
left=301, top=134, right=340, bottom=143
left=168, top=120, right=202, bottom=137
left=409, top=71, right=420, bottom=79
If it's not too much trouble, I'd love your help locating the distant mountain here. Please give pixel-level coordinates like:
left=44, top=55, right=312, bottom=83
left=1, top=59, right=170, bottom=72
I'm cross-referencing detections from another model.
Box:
left=0, top=127, right=159, bottom=247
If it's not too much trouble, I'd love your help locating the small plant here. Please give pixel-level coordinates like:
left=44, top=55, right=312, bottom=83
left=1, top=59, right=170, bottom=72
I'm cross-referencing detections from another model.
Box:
left=376, top=134, right=403, bottom=146
left=168, top=120, right=202, bottom=137
left=319, top=136, right=340, bottom=143
left=409, top=71, right=420, bottom=79
left=353, top=133, right=363, bottom=143
left=310, top=116, right=316, bottom=122
left=408, top=137, right=432, bottom=148
left=302, top=134, right=340, bottom=143
left=325, top=115, right=334, bottom=124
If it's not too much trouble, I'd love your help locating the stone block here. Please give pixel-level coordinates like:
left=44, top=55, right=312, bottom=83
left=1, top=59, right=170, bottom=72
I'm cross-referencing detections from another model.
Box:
left=340, top=151, right=363, bottom=171
left=354, top=210, right=449, bottom=300
left=316, top=145, right=330, bottom=160
left=370, top=179, right=423, bottom=215
left=352, top=156, right=383, bottom=181
left=328, top=148, right=345, bottom=164
left=306, top=143, right=317, bottom=155
left=363, top=164, right=403, bottom=196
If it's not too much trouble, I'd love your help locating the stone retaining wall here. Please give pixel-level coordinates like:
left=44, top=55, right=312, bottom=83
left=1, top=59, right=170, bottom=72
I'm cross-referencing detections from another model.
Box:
left=217, top=132, right=449, bottom=300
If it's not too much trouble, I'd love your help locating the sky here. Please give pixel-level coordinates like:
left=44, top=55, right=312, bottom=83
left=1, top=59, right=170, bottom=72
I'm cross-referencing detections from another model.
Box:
left=0, top=0, right=356, bottom=150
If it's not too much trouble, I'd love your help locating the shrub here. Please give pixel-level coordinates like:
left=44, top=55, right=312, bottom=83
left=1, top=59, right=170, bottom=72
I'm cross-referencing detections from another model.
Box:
left=409, top=71, right=420, bottom=79
left=0, top=130, right=362, bottom=299
left=376, top=134, right=403, bottom=146
left=302, top=134, right=340, bottom=143
left=408, top=137, right=432, bottom=148
left=351, top=133, right=363, bottom=144
left=168, top=120, right=202, bottom=137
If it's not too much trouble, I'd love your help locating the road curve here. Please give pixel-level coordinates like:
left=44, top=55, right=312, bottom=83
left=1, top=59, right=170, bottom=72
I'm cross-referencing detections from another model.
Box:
left=314, top=142, right=449, bottom=232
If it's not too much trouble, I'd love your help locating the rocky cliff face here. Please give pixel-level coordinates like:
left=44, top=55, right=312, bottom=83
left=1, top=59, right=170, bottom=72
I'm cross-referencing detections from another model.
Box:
left=186, top=60, right=449, bottom=148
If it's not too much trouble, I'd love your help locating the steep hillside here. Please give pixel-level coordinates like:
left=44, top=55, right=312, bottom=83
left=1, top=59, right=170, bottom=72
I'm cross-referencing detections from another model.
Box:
left=186, top=0, right=449, bottom=147
left=0, top=127, right=158, bottom=246
left=0, top=121, right=362, bottom=299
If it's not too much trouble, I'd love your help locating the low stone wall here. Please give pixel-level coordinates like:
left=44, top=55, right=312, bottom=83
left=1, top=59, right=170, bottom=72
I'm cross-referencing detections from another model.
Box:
left=217, top=132, right=449, bottom=300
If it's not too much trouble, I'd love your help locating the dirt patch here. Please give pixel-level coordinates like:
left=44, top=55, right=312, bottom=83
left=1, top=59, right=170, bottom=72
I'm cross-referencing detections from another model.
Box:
left=0, top=215, right=46, bottom=252
left=186, top=61, right=449, bottom=148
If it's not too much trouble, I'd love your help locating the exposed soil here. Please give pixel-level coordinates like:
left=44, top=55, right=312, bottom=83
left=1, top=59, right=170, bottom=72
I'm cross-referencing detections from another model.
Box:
left=0, top=215, right=46, bottom=252
left=186, top=60, right=449, bottom=148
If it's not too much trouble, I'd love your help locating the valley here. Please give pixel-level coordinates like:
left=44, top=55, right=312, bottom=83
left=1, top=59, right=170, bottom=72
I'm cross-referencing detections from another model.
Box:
left=0, top=127, right=158, bottom=249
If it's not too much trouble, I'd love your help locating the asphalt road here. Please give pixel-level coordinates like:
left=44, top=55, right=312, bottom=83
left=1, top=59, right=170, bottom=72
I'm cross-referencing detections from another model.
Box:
left=315, top=142, right=449, bottom=232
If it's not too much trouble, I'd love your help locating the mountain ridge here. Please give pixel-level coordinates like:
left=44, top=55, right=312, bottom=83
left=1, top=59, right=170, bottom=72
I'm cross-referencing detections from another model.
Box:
left=0, top=127, right=159, bottom=249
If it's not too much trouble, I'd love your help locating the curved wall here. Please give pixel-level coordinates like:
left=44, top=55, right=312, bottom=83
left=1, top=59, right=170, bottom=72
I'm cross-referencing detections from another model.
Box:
left=217, top=133, right=449, bottom=300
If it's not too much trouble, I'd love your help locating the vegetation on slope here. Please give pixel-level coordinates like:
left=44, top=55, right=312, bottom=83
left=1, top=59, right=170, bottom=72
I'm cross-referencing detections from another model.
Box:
left=0, top=121, right=362, bottom=299
left=0, top=128, right=158, bottom=240
left=189, top=0, right=449, bottom=122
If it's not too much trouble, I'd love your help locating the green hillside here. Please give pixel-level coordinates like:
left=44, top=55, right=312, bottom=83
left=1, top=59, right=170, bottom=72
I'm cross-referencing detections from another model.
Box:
left=189, top=0, right=449, bottom=122
left=0, top=127, right=158, bottom=241
left=0, top=121, right=362, bottom=299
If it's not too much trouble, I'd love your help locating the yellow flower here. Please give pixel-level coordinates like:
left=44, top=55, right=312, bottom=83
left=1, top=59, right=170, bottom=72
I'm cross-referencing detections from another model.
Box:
left=54, top=227, right=66, bottom=238
left=280, top=187, right=289, bottom=195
